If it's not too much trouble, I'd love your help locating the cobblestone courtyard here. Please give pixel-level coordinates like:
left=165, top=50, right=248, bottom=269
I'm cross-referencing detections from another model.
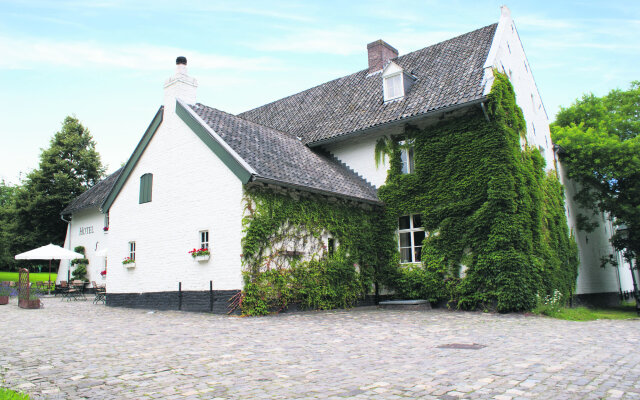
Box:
left=1, top=298, right=639, bottom=399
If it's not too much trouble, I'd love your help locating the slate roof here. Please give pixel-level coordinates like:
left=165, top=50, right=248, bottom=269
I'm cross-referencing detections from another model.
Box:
left=190, top=104, right=380, bottom=203
left=239, top=23, right=497, bottom=145
left=61, top=168, right=123, bottom=215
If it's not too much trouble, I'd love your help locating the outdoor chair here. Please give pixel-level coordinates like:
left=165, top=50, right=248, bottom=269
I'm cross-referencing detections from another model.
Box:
left=68, top=280, right=86, bottom=301
left=92, top=281, right=106, bottom=304
left=57, top=281, right=71, bottom=300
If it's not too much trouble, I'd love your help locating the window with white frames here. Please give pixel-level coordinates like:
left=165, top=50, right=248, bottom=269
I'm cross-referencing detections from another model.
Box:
left=200, top=230, right=209, bottom=250
left=399, top=140, right=415, bottom=174
left=398, top=214, right=425, bottom=263
left=128, top=241, right=136, bottom=261
left=384, top=73, right=403, bottom=101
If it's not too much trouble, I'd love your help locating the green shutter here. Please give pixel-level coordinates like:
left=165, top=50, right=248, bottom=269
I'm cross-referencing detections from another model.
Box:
left=139, top=173, right=152, bottom=204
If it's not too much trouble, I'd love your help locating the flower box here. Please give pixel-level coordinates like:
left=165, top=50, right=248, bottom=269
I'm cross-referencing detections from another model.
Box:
left=0, top=296, right=8, bottom=305
left=123, top=262, right=136, bottom=268
left=188, top=248, right=210, bottom=262
left=19, top=299, right=41, bottom=309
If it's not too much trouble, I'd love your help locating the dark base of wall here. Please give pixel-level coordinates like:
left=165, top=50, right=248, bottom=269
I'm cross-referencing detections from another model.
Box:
left=106, top=290, right=241, bottom=315
left=257, top=294, right=393, bottom=314
left=572, top=292, right=627, bottom=308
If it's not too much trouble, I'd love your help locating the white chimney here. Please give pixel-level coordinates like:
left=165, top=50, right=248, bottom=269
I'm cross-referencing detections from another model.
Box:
left=163, top=56, right=198, bottom=114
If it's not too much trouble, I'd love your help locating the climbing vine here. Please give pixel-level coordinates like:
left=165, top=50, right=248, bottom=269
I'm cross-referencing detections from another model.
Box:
left=377, top=71, right=579, bottom=312
left=240, top=186, right=396, bottom=315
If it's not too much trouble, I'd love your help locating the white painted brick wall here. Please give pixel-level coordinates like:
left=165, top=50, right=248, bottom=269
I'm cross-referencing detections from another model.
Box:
left=59, top=208, right=108, bottom=283
left=558, top=162, right=634, bottom=294
left=323, top=135, right=388, bottom=189
left=107, top=107, right=244, bottom=294
left=484, top=7, right=555, bottom=168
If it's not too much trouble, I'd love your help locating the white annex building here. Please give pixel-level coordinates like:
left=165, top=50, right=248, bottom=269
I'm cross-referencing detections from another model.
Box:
left=60, top=7, right=636, bottom=311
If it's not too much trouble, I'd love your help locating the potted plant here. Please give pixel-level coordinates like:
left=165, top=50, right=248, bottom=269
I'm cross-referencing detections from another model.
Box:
left=189, top=248, right=210, bottom=262
left=122, top=257, right=136, bottom=268
left=18, top=292, right=41, bottom=309
left=100, top=269, right=107, bottom=279
left=0, top=285, right=13, bottom=305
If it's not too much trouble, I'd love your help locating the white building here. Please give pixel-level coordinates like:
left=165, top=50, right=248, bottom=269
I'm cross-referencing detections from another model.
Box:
left=61, top=6, right=636, bottom=311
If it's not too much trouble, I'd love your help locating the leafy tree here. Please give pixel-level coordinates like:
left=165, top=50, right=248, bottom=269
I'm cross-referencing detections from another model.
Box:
left=8, top=116, right=105, bottom=262
left=551, top=81, right=640, bottom=266
left=0, top=180, right=19, bottom=269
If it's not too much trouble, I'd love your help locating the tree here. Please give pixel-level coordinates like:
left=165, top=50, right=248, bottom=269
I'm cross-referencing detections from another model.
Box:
left=9, top=116, right=105, bottom=260
left=0, top=180, right=19, bottom=269
left=551, top=81, right=640, bottom=266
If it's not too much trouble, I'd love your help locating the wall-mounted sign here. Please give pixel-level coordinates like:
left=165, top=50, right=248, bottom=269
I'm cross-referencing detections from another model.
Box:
left=79, top=226, right=94, bottom=236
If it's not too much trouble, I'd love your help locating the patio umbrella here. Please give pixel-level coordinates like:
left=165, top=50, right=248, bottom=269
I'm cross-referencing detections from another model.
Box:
left=15, top=244, right=85, bottom=294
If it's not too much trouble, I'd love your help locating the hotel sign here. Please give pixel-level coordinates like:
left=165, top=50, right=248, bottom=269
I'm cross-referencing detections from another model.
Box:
left=79, top=226, right=94, bottom=236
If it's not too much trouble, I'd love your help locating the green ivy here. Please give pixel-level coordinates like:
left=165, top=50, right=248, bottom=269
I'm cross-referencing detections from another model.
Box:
left=378, top=72, right=579, bottom=312
left=240, top=187, right=396, bottom=315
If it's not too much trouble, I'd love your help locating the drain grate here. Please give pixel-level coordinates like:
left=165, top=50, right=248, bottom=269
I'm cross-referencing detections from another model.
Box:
left=437, top=343, right=486, bottom=350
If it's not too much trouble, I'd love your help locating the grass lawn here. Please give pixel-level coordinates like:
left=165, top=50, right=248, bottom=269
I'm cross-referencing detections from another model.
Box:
left=0, top=271, right=57, bottom=283
left=0, top=387, right=31, bottom=400
left=543, top=303, right=639, bottom=321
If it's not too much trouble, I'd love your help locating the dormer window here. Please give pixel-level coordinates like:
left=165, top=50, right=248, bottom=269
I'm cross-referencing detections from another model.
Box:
left=384, top=73, right=403, bottom=101
left=382, top=61, right=414, bottom=102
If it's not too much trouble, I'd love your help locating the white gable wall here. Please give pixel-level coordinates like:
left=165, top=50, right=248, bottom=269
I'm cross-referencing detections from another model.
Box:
left=107, top=109, right=244, bottom=294
left=483, top=6, right=555, bottom=167
left=59, top=207, right=108, bottom=284
left=483, top=7, right=634, bottom=297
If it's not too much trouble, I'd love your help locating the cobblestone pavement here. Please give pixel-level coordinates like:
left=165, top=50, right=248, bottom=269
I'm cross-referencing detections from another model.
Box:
left=1, top=298, right=639, bottom=400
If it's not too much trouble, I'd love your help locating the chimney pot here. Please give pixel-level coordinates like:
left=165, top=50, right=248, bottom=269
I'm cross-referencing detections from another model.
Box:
left=367, top=40, right=398, bottom=74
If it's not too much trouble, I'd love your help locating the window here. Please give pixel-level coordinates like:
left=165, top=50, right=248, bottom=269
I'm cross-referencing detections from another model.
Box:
left=399, top=140, right=415, bottom=174
left=139, top=173, right=153, bottom=204
left=327, top=237, right=335, bottom=256
left=200, top=230, right=209, bottom=250
left=384, top=73, right=403, bottom=101
left=398, top=214, right=425, bottom=263
left=128, top=241, right=136, bottom=261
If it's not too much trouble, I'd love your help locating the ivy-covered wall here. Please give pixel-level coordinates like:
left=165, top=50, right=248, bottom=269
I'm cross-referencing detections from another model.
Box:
left=378, top=72, right=579, bottom=312
left=240, top=186, right=396, bottom=315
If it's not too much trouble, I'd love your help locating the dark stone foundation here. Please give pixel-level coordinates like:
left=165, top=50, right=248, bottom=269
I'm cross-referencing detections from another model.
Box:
left=572, top=291, right=626, bottom=308
left=106, top=290, right=241, bottom=315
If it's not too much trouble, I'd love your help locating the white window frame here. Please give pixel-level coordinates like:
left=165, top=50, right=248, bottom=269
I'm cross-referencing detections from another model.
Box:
left=398, top=214, right=425, bottom=263
left=128, top=241, right=136, bottom=261
left=383, top=72, right=404, bottom=101
left=399, top=140, right=415, bottom=174
left=199, top=230, right=209, bottom=250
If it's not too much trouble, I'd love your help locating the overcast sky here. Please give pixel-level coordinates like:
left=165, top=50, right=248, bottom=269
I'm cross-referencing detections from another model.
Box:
left=1, top=0, right=638, bottom=184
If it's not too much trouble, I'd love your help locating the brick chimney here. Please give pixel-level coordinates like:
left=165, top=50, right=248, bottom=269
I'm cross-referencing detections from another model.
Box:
left=367, top=40, right=398, bottom=74
left=164, top=56, right=198, bottom=114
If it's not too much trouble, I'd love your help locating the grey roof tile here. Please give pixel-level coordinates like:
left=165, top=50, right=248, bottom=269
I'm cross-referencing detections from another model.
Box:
left=61, top=168, right=123, bottom=215
left=190, top=104, right=380, bottom=203
left=239, top=23, right=497, bottom=144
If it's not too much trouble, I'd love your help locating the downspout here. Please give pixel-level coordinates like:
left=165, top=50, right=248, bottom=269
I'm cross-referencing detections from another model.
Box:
left=60, top=214, right=71, bottom=282
left=479, top=102, right=490, bottom=122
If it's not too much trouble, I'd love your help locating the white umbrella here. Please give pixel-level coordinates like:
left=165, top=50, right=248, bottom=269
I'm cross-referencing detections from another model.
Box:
left=15, top=244, right=85, bottom=294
